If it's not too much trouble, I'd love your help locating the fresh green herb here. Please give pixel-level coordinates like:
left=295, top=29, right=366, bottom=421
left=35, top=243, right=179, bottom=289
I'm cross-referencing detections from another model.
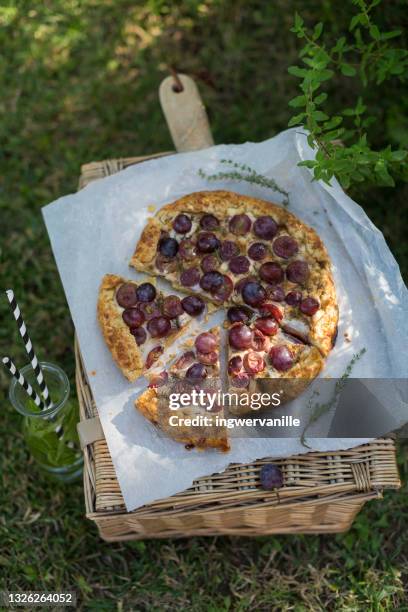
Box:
left=198, top=159, right=290, bottom=205
left=23, top=397, right=81, bottom=468
left=288, top=0, right=407, bottom=189
left=301, top=347, right=367, bottom=448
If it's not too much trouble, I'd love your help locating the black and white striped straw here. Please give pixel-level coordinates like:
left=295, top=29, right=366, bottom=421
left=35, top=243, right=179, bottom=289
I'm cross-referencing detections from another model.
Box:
left=6, top=289, right=52, bottom=408
left=2, top=356, right=63, bottom=437
left=2, top=356, right=45, bottom=409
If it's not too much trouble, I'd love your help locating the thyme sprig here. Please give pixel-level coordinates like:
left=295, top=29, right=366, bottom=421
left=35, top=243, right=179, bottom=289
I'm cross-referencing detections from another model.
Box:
left=198, top=159, right=290, bottom=206
left=301, top=347, right=367, bottom=448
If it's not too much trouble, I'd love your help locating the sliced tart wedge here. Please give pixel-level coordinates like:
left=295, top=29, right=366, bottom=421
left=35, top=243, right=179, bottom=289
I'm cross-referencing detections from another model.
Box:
left=97, top=274, right=208, bottom=381
left=136, top=326, right=229, bottom=451
left=225, top=304, right=324, bottom=415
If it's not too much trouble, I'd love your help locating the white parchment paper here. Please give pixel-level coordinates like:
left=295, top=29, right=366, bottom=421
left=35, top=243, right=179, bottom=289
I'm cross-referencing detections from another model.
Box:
left=42, top=128, right=408, bottom=511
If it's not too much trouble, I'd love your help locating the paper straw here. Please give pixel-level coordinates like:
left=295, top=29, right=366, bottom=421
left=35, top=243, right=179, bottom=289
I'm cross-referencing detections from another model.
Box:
left=6, top=289, right=51, bottom=408
left=2, top=356, right=63, bottom=436
left=2, top=356, right=45, bottom=409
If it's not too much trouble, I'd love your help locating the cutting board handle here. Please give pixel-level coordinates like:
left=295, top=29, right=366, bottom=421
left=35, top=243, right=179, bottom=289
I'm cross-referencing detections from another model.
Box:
left=159, top=73, right=214, bottom=153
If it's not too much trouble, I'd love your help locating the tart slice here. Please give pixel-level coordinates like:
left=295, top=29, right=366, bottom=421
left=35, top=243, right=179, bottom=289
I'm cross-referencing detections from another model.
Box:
left=225, top=304, right=324, bottom=415
left=136, top=327, right=229, bottom=451
left=97, top=274, right=208, bottom=381
left=252, top=255, right=338, bottom=357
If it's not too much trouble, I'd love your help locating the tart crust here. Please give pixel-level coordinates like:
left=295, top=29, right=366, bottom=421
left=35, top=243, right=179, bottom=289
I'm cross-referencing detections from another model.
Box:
left=98, top=274, right=144, bottom=382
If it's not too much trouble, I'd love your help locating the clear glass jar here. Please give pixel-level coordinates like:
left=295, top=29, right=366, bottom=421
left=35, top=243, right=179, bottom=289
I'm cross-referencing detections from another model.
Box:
left=8, top=362, right=83, bottom=483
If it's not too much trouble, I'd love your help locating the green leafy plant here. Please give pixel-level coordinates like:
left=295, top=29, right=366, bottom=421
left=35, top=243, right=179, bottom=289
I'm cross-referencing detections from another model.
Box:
left=288, top=0, right=407, bottom=189
left=198, top=160, right=290, bottom=205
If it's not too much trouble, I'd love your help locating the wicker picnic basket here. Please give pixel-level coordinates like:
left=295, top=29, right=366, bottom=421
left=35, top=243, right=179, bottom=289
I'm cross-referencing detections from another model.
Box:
left=76, top=75, right=400, bottom=541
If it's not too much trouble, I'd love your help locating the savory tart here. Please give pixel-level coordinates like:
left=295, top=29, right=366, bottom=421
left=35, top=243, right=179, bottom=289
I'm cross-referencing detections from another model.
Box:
left=97, top=274, right=208, bottom=381
left=136, top=327, right=229, bottom=451
left=99, top=190, right=338, bottom=447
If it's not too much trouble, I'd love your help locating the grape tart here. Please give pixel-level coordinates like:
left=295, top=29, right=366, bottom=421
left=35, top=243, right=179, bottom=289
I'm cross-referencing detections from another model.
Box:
left=131, top=190, right=338, bottom=359
left=99, top=190, right=338, bottom=445
left=97, top=274, right=207, bottom=381
left=136, top=327, right=229, bottom=451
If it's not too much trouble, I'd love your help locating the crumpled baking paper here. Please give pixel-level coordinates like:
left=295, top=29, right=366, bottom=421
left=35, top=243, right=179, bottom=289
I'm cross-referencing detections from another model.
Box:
left=42, top=128, right=408, bottom=511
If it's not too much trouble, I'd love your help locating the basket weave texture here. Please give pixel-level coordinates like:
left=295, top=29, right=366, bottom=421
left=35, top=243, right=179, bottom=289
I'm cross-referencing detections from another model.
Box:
left=76, top=154, right=400, bottom=541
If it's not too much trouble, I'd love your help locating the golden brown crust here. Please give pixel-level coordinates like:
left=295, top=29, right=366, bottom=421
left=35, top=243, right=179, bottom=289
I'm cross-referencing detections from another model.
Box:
left=132, top=218, right=162, bottom=266
left=156, top=190, right=306, bottom=224
left=308, top=273, right=338, bottom=356
left=97, top=274, right=144, bottom=382
left=283, top=344, right=324, bottom=380
left=136, top=387, right=159, bottom=423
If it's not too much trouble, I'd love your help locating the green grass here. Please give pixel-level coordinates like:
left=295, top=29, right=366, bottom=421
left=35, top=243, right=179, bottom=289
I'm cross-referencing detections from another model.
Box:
left=0, top=1, right=407, bottom=609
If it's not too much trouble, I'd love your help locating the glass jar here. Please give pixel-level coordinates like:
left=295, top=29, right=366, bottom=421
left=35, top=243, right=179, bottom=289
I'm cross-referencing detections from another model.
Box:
left=8, top=362, right=83, bottom=483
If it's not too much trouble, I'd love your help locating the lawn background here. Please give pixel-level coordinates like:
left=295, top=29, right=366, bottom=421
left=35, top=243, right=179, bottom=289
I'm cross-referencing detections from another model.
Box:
left=0, top=1, right=407, bottom=609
